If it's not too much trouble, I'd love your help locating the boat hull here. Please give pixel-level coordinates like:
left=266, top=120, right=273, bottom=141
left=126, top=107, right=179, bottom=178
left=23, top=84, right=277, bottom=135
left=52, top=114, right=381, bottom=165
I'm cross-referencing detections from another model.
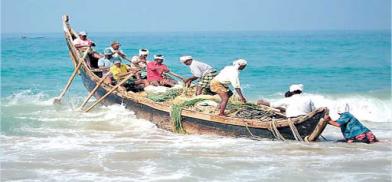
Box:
left=79, top=69, right=327, bottom=141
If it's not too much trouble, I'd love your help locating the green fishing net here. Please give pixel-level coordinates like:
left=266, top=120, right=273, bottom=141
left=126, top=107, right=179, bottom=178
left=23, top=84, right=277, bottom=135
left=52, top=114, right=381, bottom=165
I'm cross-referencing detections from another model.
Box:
left=146, top=89, right=182, bottom=102
left=170, top=98, right=206, bottom=133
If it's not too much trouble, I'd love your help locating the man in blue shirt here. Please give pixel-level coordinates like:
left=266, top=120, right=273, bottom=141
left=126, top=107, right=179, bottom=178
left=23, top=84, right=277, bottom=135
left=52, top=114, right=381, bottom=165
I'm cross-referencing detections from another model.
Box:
left=98, top=49, right=114, bottom=75
left=324, top=109, right=378, bottom=144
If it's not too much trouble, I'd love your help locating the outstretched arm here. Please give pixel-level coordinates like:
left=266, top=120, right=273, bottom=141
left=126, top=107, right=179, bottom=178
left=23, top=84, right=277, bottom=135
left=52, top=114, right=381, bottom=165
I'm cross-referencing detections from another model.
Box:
left=167, top=72, right=186, bottom=82
left=235, top=88, right=247, bottom=103
left=184, top=76, right=199, bottom=87
left=323, top=115, right=341, bottom=127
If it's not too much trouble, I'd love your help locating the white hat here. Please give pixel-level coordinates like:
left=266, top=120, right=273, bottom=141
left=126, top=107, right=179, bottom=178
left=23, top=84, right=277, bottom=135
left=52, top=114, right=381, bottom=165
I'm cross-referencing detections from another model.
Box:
left=233, top=59, right=247, bottom=67
left=289, top=84, right=304, bottom=92
left=154, top=55, right=164, bottom=60
left=79, top=31, right=87, bottom=36
left=139, top=49, right=149, bottom=56
left=180, top=56, right=192, bottom=63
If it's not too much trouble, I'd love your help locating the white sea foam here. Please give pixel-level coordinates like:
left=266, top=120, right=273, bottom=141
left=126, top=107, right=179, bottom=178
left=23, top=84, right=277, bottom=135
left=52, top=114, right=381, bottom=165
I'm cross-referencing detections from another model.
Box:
left=268, top=93, right=392, bottom=123
left=1, top=89, right=391, bottom=181
left=4, top=90, right=53, bottom=106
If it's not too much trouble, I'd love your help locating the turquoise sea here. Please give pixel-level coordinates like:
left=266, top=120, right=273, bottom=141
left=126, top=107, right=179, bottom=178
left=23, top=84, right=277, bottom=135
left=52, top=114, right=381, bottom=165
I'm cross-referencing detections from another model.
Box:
left=1, top=31, right=391, bottom=181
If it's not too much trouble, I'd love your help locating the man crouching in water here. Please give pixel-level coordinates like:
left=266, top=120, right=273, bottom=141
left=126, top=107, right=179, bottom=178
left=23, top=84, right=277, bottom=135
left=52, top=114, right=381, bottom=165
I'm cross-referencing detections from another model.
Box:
left=323, top=105, right=378, bottom=144
left=210, top=59, right=247, bottom=116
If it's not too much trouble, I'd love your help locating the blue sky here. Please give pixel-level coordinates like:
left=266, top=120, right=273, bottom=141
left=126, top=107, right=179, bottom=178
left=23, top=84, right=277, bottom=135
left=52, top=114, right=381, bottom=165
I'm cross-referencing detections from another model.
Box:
left=1, top=0, right=390, bottom=33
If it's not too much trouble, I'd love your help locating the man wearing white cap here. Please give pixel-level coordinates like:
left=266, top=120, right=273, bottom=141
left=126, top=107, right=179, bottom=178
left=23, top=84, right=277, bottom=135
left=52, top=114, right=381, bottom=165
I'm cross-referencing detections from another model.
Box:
left=72, top=31, right=101, bottom=61
left=180, top=55, right=217, bottom=95
left=73, top=31, right=95, bottom=49
left=146, top=54, right=178, bottom=87
left=210, top=59, right=248, bottom=116
left=258, top=84, right=315, bottom=118
left=130, top=49, right=149, bottom=78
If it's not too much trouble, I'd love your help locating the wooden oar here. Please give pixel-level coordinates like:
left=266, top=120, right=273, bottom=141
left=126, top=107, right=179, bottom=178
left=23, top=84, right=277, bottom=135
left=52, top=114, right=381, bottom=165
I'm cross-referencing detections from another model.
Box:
left=77, top=73, right=111, bottom=110
left=53, top=48, right=91, bottom=104
left=84, top=73, right=134, bottom=112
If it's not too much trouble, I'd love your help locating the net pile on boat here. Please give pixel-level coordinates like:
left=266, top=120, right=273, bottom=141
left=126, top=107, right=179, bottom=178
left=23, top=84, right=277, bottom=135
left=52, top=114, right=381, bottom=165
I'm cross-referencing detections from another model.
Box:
left=143, top=85, right=286, bottom=121
left=227, top=103, right=286, bottom=120
left=144, top=85, right=183, bottom=102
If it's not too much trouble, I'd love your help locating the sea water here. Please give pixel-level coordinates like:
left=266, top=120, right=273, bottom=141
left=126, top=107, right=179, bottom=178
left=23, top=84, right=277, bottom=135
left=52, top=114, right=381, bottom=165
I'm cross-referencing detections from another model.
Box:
left=1, top=31, right=391, bottom=181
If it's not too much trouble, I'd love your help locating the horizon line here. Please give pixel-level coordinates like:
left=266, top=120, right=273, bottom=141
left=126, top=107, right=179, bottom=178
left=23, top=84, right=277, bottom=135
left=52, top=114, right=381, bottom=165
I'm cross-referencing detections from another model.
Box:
left=1, top=29, right=391, bottom=35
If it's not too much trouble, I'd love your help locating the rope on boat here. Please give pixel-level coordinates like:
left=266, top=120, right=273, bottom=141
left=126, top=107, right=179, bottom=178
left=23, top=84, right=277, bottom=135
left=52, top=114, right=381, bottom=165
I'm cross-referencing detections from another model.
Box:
left=244, top=123, right=264, bottom=141
left=287, top=118, right=304, bottom=142
left=269, top=119, right=286, bottom=141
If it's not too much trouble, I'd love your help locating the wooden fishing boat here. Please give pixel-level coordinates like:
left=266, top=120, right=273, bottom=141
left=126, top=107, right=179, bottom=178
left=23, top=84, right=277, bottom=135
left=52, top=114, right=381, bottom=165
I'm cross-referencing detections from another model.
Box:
left=62, top=15, right=328, bottom=141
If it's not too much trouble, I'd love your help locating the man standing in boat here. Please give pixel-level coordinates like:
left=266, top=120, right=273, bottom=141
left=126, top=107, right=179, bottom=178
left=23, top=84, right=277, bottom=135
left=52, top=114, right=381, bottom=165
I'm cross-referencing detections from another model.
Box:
left=130, top=49, right=149, bottom=78
left=180, top=55, right=217, bottom=95
left=210, top=59, right=248, bottom=116
left=146, top=55, right=181, bottom=87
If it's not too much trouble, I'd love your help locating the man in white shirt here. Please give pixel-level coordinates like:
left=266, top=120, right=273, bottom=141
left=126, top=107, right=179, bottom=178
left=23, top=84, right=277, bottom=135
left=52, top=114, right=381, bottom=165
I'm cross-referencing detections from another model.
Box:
left=210, top=59, right=247, bottom=116
left=130, top=49, right=149, bottom=78
left=180, top=55, right=217, bottom=95
left=258, top=84, right=316, bottom=118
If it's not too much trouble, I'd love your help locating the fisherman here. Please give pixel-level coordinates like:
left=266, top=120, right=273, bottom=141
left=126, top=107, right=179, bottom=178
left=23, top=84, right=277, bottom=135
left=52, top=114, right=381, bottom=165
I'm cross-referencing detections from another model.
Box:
left=97, top=49, right=114, bottom=75
left=323, top=106, right=378, bottom=144
left=73, top=31, right=95, bottom=49
left=72, top=31, right=101, bottom=64
left=104, top=41, right=129, bottom=63
left=210, top=59, right=247, bottom=116
left=130, top=49, right=149, bottom=78
left=180, top=55, right=217, bottom=95
left=146, top=55, right=179, bottom=87
left=109, top=58, right=145, bottom=91
left=257, top=84, right=316, bottom=117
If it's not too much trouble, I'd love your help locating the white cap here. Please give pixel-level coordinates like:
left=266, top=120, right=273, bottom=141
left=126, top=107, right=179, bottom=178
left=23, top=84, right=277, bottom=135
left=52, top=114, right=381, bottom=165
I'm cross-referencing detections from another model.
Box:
left=180, top=56, right=192, bottom=63
left=154, top=55, right=164, bottom=60
left=233, top=59, right=247, bottom=67
left=139, top=49, right=149, bottom=56
left=79, top=31, right=87, bottom=36
left=289, top=84, right=304, bottom=92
